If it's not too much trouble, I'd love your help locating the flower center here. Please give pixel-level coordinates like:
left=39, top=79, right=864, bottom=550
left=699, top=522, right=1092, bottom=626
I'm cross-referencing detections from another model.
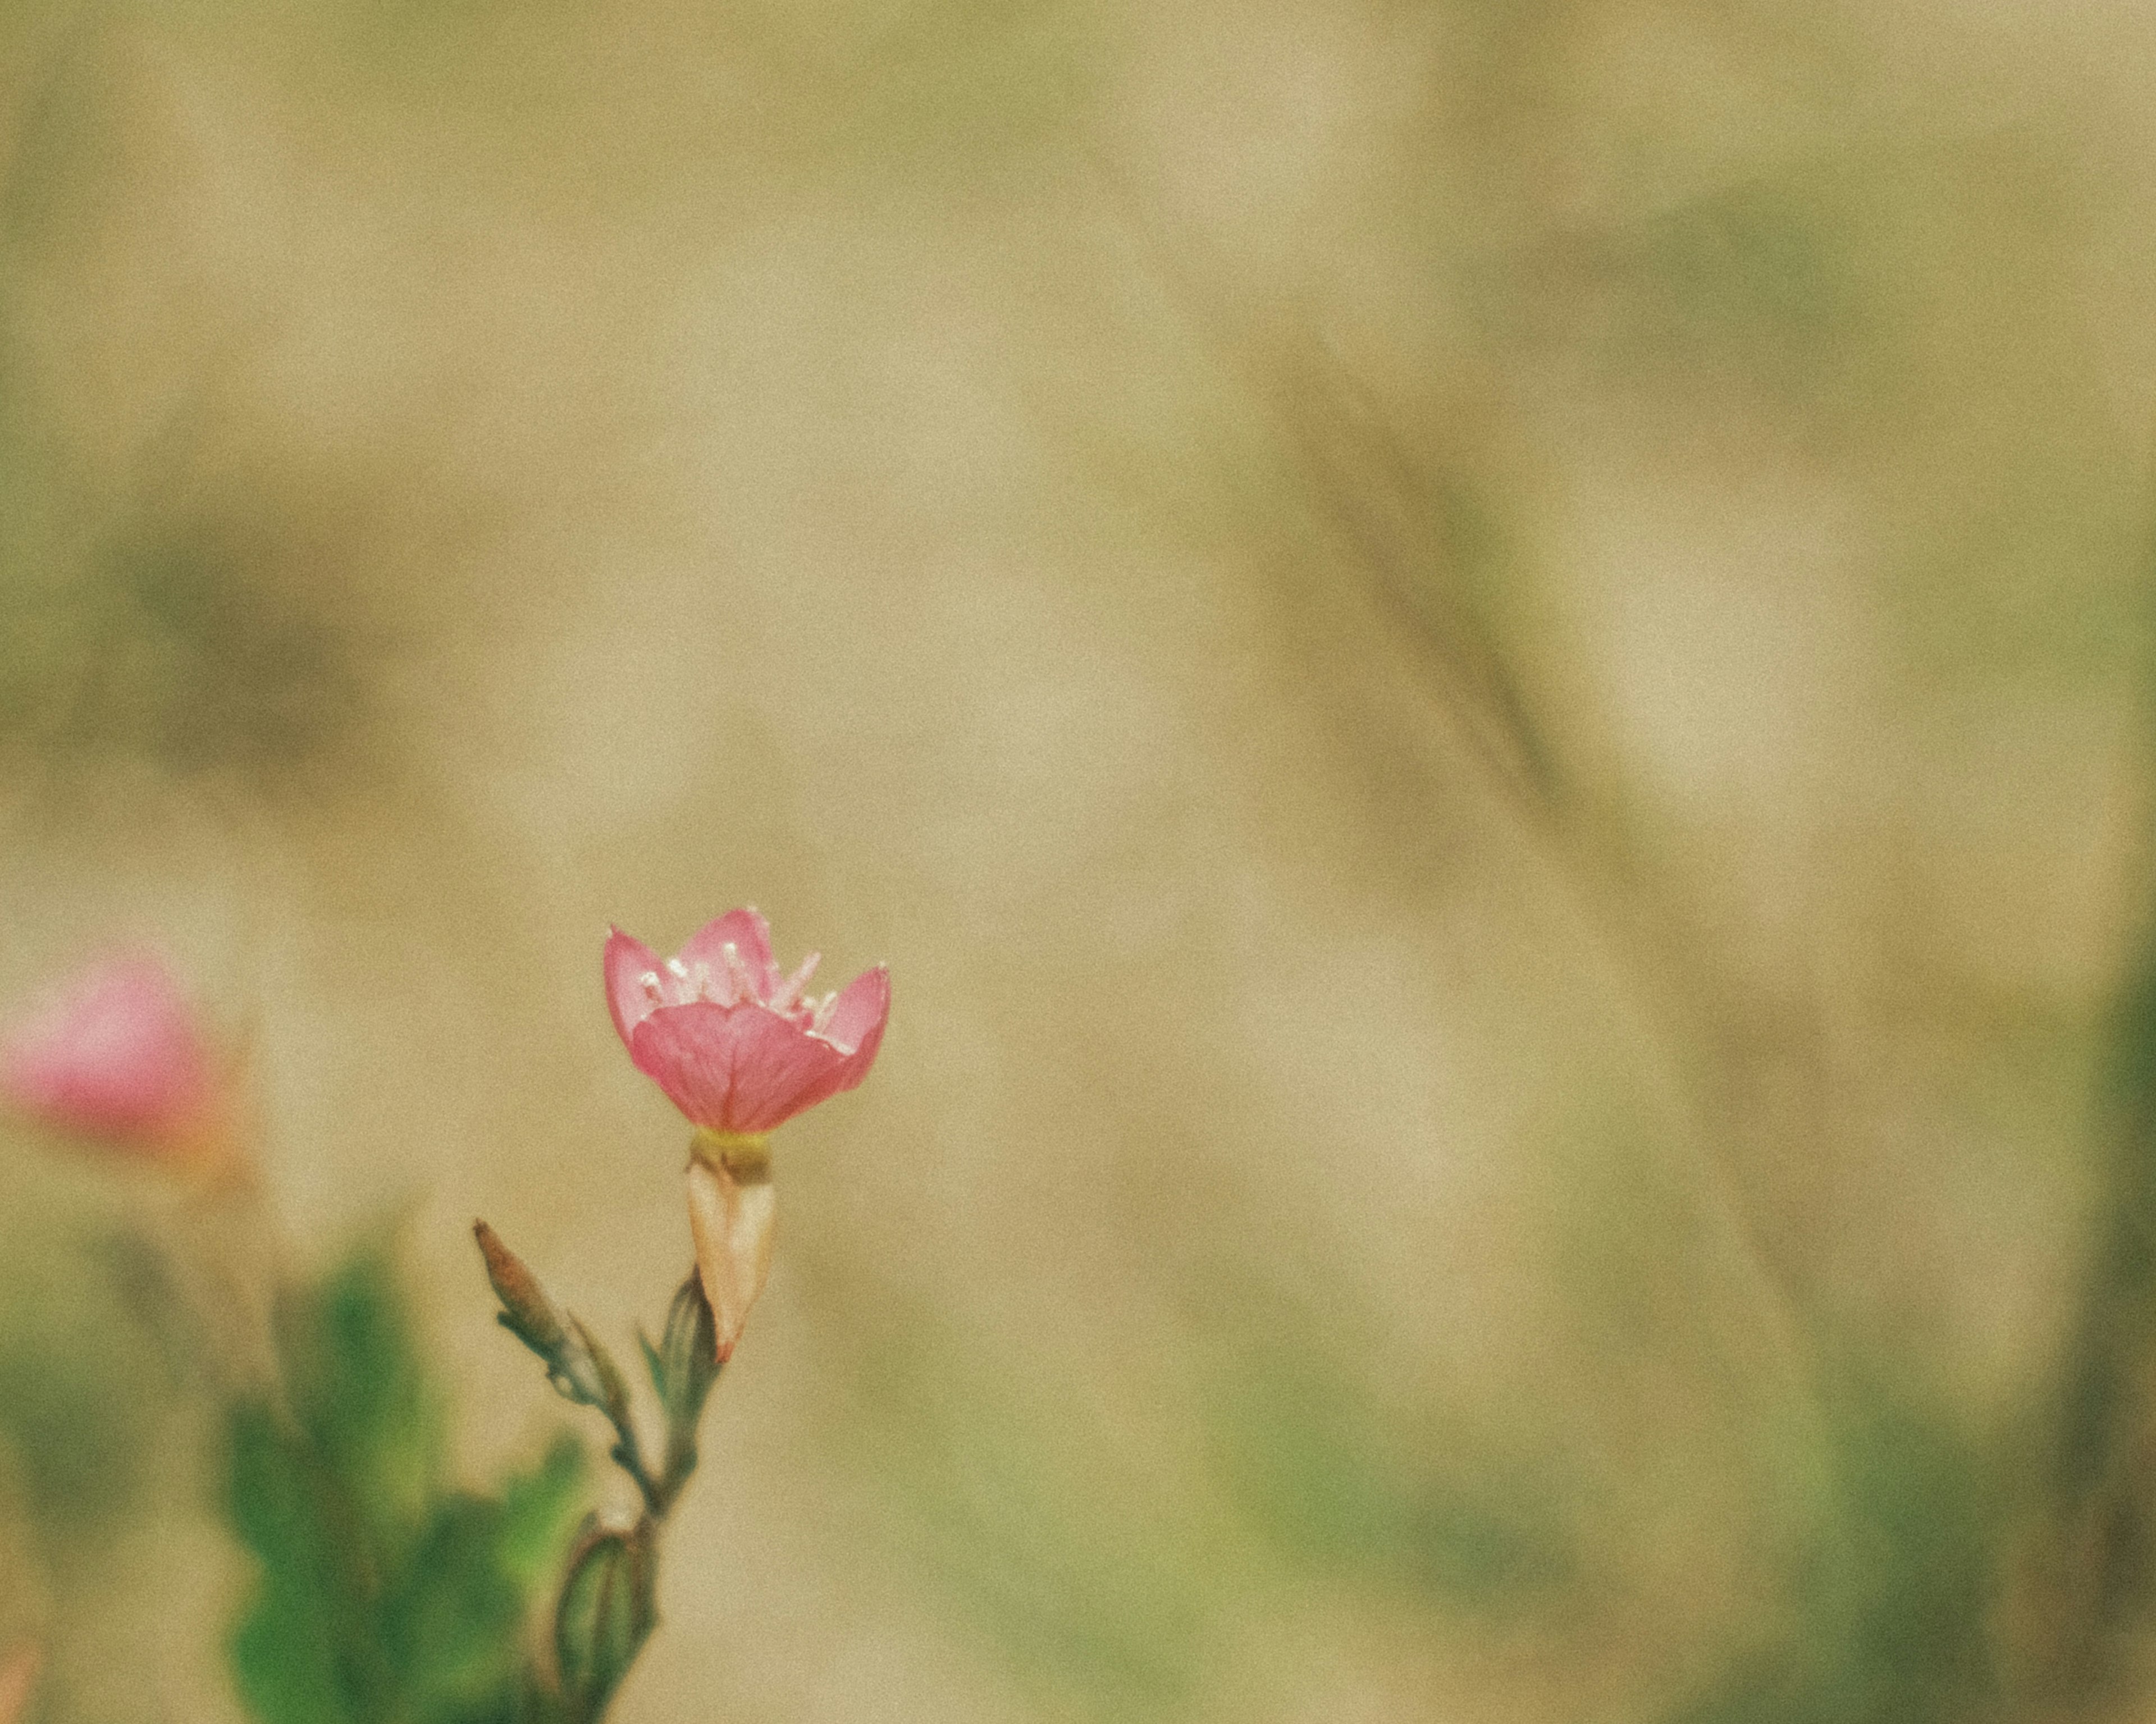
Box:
left=640, top=943, right=841, bottom=1035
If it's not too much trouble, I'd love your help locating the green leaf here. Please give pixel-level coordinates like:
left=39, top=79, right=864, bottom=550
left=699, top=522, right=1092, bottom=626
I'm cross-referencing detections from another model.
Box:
left=223, top=1236, right=592, bottom=1724
left=376, top=1442, right=587, bottom=1724
left=283, top=1241, right=446, bottom=1561
left=225, top=1400, right=382, bottom=1724
left=496, top=1435, right=587, bottom=1588
left=380, top=1494, right=529, bottom=1721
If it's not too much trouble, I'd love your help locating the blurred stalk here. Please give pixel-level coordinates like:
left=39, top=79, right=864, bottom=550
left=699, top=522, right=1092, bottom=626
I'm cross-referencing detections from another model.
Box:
left=2015, top=500, right=2156, bottom=1709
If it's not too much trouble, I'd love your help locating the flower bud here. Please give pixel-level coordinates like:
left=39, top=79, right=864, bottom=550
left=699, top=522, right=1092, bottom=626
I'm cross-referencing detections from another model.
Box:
left=684, top=1138, right=775, bottom=1364
left=473, top=1220, right=616, bottom=1413
left=474, top=1220, right=569, bottom=1354
left=554, top=1524, right=654, bottom=1714
left=642, top=1273, right=722, bottom=1483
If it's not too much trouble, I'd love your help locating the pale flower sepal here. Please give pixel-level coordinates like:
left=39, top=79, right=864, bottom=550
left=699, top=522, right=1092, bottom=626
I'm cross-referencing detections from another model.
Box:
left=684, top=1137, right=776, bottom=1363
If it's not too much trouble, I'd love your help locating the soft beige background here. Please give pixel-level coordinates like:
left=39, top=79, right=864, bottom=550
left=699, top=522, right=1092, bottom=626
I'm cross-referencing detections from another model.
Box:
left=3, top=1, right=2155, bottom=1719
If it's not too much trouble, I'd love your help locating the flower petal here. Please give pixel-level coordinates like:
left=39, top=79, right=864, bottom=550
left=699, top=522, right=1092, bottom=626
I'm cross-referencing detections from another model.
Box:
left=604, top=927, right=664, bottom=1048
left=763, top=966, right=891, bottom=1121
left=678, top=908, right=779, bottom=1002
left=631, top=1002, right=851, bottom=1133
left=820, top=964, right=890, bottom=1060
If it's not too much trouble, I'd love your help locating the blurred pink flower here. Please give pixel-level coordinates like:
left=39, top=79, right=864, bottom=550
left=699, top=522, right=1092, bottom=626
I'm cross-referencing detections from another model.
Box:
left=605, top=908, right=888, bottom=1137
left=2, top=953, right=220, bottom=1158
left=0, top=1644, right=38, bottom=1724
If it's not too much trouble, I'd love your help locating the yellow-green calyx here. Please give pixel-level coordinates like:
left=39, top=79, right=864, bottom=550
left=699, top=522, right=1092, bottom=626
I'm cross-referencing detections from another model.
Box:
left=691, top=1129, right=770, bottom=1181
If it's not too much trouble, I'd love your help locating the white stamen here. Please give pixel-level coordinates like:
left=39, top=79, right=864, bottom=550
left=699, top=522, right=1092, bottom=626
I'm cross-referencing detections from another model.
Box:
left=769, top=950, right=822, bottom=1013
left=688, top=959, right=722, bottom=1005
left=810, top=991, right=839, bottom=1036
left=639, top=970, right=664, bottom=1004
left=723, top=941, right=762, bottom=1005
left=666, top=957, right=691, bottom=980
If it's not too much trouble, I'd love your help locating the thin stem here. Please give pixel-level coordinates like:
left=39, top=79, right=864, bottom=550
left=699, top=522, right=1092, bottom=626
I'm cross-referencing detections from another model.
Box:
left=537, top=1271, right=724, bottom=1722
left=593, top=1393, right=663, bottom=1517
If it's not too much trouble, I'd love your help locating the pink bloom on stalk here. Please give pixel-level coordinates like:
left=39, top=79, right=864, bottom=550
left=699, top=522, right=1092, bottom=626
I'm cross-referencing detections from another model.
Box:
left=605, top=908, right=888, bottom=1136
left=3, top=953, right=220, bottom=1157
left=0, top=1644, right=38, bottom=1724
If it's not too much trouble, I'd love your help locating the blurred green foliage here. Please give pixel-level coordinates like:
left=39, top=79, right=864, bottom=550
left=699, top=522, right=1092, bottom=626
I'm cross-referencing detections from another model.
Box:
left=828, top=1293, right=1220, bottom=1721
left=0, top=13, right=376, bottom=794
left=1207, top=1333, right=1575, bottom=1611
left=0, top=1158, right=172, bottom=1547
left=0, top=435, right=378, bottom=786
left=0, top=520, right=372, bottom=780
left=0, top=1258, right=163, bottom=1545
left=0, top=1145, right=210, bottom=1724
left=2039, top=902, right=2156, bottom=1676
left=226, top=1242, right=584, bottom=1724
left=1672, top=1383, right=2000, bottom=1724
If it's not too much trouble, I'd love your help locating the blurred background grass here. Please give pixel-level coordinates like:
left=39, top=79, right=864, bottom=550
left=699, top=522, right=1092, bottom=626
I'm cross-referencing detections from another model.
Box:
left=4, top=0, right=2156, bottom=1718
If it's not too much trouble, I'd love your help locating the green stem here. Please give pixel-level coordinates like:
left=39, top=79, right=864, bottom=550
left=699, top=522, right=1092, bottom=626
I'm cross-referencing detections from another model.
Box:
left=543, top=1272, right=724, bottom=1722
left=597, top=1395, right=665, bottom=1519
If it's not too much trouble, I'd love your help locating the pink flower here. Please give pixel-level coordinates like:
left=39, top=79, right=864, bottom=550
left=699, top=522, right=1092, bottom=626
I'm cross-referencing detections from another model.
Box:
left=605, top=908, right=888, bottom=1137
left=3, top=953, right=221, bottom=1158
left=0, top=1644, right=38, bottom=1724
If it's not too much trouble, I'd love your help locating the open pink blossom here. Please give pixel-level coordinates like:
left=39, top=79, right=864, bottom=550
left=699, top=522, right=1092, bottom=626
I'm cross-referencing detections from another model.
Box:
left=605, top=908, right=888, bottom=1136
left=0, top=1644, right=38, bottom=1724
left=3, top=953, right=219, bottom=1156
